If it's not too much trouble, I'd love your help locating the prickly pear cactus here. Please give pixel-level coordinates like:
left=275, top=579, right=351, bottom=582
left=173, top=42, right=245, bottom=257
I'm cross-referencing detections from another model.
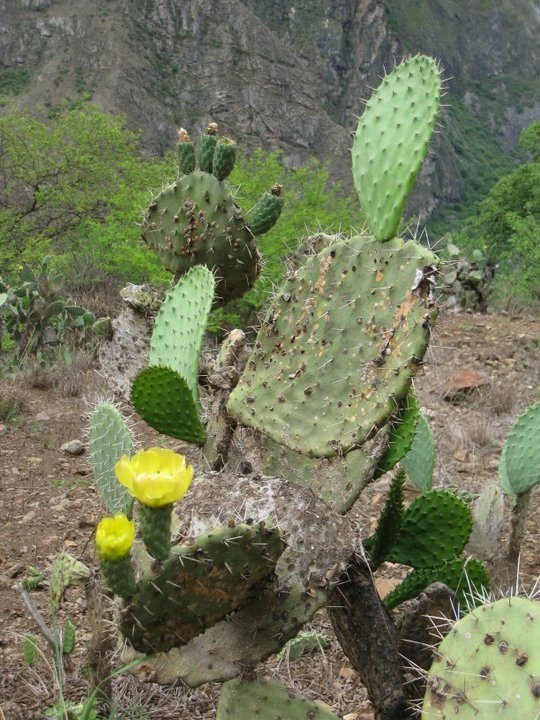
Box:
left=217, top=678, right=340, bottom=720
left=499, top=400, right=540, bottom=496
left=141, top=124, right=283, bottom=305
left=121, top=521, right=285, bottom=653
left=88, top=402, right=135, bottom=517
left=227, top=232, right=437, bottom=460
left=228, top=54, right=441, bottom=509
left=353, top=55, right=441, bottom=241
left=422, top=596, right=540, bottom=719
left=131, top=266, right=214, bottom=445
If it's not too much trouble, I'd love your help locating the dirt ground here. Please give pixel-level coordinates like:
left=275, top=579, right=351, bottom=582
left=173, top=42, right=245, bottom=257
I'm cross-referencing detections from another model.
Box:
left=0, top=309, right=539, bottom=719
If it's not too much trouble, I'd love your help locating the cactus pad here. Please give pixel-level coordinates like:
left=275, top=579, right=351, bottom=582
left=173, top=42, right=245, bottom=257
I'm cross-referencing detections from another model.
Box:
left=375, top=387, right=420, bottom=476
left=142, top=126, right=283, bottom=305
left=120, top=522, right=285, bottom=653
left=217, top=678, right=340, bottom=720
left=228, top=233, right=437, bottom=458
left=149, top=265, right=214, bottom=400
left=384, top=556, right=489, bottom=610
left=401, top=411, right=435, bottom=491
left=422, top=596, right=540, bottom=719
left=387, top=490, right=472, bottom=568
left=364, top=469, right=406, bottom=569
left=131, top=366, right=206, bottom=445
left=499, top=400, right=540, bottom=496
left=88, top=402, right=134, bottom=517
left=352, top=55, right=442, bottom=241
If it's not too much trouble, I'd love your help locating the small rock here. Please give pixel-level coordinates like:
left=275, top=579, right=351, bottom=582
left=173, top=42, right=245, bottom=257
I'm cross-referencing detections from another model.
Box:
left=61, top=440, right=85, bottom=456
left=444, top=367, right=490, bottom=401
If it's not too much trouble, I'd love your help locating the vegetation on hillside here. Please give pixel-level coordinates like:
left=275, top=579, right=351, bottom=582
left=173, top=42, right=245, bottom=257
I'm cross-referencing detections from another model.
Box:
left=453, top=121, right=540, bottom=304
left=1, top=98, right=538, bottom=330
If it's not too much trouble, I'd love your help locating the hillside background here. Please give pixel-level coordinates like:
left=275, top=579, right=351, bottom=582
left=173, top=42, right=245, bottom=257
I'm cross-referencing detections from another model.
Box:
left=1, top=0, right=539, bottom=228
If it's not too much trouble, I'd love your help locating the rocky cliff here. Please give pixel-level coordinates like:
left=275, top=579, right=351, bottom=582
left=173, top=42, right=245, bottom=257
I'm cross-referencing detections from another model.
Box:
left=1, top=0, right=539, bottom=221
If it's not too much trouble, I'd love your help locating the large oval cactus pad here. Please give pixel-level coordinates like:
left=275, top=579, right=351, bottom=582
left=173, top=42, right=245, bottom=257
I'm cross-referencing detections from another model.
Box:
left=228, top=233, right=437, bottom=458
left=352, top=55, right=442, bottom=241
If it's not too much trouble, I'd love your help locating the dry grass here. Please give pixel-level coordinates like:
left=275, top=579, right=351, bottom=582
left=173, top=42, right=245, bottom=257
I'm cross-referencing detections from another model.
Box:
left=23, top=348, right=96, bottom=398
left=478, top=382, right=516, bottom=416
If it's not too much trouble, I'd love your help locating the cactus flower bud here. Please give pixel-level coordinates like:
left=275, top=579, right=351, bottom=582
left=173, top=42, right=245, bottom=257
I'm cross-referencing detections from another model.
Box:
left=115, top=448, right=193, bottom=508
left=96, top=513, right=137, bottom=597
left=95, top=513, right=136, bottom=560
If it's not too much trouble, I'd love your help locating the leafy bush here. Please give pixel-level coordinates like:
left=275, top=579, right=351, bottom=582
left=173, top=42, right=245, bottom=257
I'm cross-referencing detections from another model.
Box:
left=0, top=257, right=94, bottom=355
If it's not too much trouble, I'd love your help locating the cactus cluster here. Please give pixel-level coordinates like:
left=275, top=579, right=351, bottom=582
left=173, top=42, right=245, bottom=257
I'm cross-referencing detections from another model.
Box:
left=141, top=124, right=283, bottom=305
left=422, top=596, right=540, bottom=719
left=364, top=474, right=489, bottom=609
left=87, top=55, right=494, bottom=720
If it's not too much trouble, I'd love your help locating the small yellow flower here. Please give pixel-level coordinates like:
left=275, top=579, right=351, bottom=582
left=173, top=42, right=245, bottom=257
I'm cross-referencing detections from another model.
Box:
left=95, top=513, right=135, bottom=561
left=115, top=448, right=193, bottom=508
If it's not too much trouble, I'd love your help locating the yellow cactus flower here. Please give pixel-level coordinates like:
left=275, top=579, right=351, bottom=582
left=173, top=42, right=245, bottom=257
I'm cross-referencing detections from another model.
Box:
left=95, top=513, right=135, bottom=561
left=115, top=447, right=193, bottom=508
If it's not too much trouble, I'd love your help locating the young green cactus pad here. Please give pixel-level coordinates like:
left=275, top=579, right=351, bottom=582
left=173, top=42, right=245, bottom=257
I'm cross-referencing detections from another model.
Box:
left=353, top=55, right=442, bottom=241
left=120, top=521, right=286, bottom=653
left=498, top=400, right=540, bottom=496
left=131, top=366, right=206, bottom=444
left=227, top=232, right=437, bottom=458
left=375, top=386, right=420, bottom=477
left=149, top=265, right=214, bottom=400
left=422, top=596, right=540, bottom=719
left=217, top=678, right=340, bottom=720
left=401, top=411, right=435, bottom=492
left=131, top=266, right=214, bottom=445
left=386, top=490, right=472, bottom=568
left=141, top=125, right=283, bottom=305
left=384, top=556, right=489, bottom=610
left=88, top=402, right=134, bottom=517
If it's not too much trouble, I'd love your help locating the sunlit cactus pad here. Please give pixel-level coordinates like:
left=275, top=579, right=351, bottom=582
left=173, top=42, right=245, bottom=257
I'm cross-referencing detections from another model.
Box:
left=120, top=521, right=285, bottom=653
left=423, top=596, right=540, bottom=719
left=353, top=55, right=442, bottom=241
left=228, top=233, right=437, bottom=458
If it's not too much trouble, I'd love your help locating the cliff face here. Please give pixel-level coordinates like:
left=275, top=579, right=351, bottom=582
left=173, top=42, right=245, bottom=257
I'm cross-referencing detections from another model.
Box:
left=1, top=0, right=538, bottom=220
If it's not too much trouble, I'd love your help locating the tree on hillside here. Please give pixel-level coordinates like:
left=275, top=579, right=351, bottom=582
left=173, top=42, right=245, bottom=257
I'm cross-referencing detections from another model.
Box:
left=459, top=121, right=540, bottom=301
left=0, top=102, right=156, bottom=274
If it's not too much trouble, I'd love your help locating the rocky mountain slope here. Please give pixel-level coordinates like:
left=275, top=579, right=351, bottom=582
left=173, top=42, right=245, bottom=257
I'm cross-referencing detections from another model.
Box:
left=1, top=0, right=539, bottom=221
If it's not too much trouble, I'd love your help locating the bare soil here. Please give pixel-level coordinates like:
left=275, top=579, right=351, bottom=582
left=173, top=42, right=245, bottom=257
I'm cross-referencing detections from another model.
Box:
left=1, top=310, right=539, bottom=720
